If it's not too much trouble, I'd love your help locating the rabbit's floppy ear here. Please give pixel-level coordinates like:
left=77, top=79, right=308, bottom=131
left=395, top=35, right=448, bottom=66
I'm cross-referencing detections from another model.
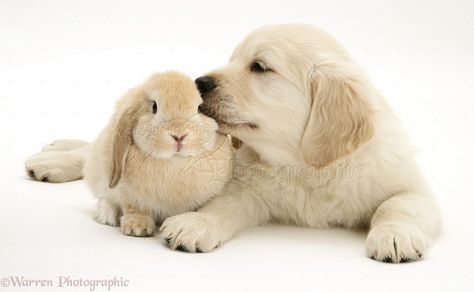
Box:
left=301, top=66, right=374, bottom=168
left=109, top=104, right=141, bottom=188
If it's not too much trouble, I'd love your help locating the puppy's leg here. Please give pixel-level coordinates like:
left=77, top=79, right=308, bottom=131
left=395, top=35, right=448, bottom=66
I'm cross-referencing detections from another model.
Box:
left=160, top=181, right=270, bottom=252
left=25, top=145, right=89, bottom=182
left=42, top=139, right=89, bottom=152
left=120, top=204, right=155, bottom=237
left=95, top=198, right=121, bottom=226
left=365, top=191, right=441, bottom=263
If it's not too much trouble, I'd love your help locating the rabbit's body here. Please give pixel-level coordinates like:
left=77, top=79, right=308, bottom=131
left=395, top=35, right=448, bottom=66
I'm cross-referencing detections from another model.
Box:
left=85, top=128, right=233, bottom=224
left=25, top=71, right=234, bottom=237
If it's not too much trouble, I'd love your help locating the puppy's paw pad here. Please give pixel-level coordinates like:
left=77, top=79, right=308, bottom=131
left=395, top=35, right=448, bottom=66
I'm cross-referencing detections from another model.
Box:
left=366, top=223, right=426, bottom=264
left=160, top=212, right=223, bottom=253
left=120, top=214, right=155, bottom=237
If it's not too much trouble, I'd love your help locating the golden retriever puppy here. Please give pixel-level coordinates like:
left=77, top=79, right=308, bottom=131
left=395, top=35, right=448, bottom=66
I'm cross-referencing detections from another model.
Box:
left=160, top=24, right=441, bottom=263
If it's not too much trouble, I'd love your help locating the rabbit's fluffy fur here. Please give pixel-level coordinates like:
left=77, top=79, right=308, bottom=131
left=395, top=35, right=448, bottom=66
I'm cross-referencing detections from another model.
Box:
left=27, top=72, right=234, bottom=237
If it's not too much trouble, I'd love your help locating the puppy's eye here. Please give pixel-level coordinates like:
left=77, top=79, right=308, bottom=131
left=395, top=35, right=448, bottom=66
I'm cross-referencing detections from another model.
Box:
left=250, top=61, right=271, bottom=73
left=152, top=101, right=157, bottom=114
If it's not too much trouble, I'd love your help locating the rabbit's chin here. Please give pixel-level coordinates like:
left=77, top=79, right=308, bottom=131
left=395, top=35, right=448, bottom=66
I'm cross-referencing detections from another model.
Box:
left=144, top=147, right=209, bottom=160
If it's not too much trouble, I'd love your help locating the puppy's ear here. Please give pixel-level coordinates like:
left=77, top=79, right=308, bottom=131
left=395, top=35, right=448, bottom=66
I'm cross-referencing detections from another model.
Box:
left=109, top=105, right=141, bottom=188
left=301, top=68, right=374, bottom=168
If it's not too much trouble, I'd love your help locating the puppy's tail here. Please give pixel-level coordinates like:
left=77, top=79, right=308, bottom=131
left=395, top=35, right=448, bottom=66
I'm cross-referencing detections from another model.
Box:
left=25, top=139, right=90, bottom=183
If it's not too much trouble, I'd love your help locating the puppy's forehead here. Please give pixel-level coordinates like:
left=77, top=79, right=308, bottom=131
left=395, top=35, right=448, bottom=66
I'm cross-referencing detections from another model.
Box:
left=145, top=72, right=202, bottom=116
left=230, top=24, right=338, bottom=63
left=231, top=25, right=304, bottom=60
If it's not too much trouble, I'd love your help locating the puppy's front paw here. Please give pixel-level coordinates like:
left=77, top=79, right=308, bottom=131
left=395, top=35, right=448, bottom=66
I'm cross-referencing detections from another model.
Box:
left=120, top=214, right=155, bottom=237
left=25, top=151, right=82, bottom=182
left=160, top=212, right=223, bottom=253
left=366, top=222, right=427, bottom=263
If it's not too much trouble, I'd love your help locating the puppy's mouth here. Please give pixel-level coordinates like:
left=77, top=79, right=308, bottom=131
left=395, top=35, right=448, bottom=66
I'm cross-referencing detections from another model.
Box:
left=198, top=104, right=258, bottom=131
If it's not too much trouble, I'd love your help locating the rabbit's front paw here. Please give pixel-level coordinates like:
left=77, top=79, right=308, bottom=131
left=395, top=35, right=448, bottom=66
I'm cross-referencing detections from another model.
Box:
left=95, top=199, right=121, bottom=226
left=25, top=151, right=83, bottom=182
left=365, top=222, right=427, bottom=263
left=120, top=213, right=155, bottom=237
left=160, top=212, right=223, bottom=253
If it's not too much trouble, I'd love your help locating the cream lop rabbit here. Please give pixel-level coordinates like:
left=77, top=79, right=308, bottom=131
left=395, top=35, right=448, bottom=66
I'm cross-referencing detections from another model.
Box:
left=84, top=71, right=234, bottom=237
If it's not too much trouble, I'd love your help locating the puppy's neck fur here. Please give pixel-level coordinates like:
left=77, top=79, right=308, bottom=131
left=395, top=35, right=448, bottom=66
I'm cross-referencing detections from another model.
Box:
left=239, top=139, right=304, bottom=166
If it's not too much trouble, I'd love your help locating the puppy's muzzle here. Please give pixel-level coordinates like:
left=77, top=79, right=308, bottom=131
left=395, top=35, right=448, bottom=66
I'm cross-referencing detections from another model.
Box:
left=195, top=76, right=219, bottom=120
left=195, top=76, right=216, bottom=96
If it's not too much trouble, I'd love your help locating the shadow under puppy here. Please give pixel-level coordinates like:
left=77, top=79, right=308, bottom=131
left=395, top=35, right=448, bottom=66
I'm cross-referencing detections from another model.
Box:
left=84, top=71, right=234, bottom=237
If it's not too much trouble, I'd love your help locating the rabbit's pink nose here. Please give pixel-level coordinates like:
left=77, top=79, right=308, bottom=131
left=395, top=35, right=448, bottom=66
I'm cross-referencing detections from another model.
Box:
left=171, top=134, right=188, bottom=152
left=170, top=134, right=188, bottom=142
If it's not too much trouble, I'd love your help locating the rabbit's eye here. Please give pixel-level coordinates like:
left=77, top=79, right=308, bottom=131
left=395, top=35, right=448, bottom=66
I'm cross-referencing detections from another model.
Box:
left=152, top=101, right=157, bottom=114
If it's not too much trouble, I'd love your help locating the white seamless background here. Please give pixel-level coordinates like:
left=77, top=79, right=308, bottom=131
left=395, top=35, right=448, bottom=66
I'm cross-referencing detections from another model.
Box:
left=0, top=1, right=473, bottom=291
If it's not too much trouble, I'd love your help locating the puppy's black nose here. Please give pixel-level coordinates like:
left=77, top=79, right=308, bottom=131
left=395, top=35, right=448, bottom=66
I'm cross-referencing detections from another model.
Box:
left=195, top=76, right=216, bottom=95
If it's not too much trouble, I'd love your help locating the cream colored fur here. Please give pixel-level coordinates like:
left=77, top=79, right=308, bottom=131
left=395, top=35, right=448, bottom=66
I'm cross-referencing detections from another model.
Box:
left=160, top=24, right=441, bottom=263
left=26, top=72, right=234, bottom=237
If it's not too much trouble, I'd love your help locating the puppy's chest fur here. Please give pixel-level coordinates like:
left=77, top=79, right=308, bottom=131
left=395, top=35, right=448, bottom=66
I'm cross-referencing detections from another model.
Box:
left=233, top=148, right=390, bottom=229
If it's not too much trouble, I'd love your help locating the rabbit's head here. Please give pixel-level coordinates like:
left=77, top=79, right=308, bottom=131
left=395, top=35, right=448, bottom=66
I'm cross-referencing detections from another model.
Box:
left=109, top=71, right=218, bottom=188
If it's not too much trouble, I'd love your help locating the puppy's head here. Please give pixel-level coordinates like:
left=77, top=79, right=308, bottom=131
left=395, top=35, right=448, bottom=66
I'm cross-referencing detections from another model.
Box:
left=197, top=24, right=374, bottom=166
